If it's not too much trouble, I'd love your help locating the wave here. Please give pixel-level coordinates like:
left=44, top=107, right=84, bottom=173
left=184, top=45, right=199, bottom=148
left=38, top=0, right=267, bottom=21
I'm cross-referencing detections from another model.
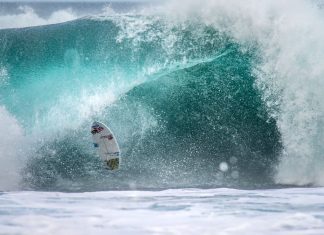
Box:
left=0, top=0, right=323, bottom=191
left=164, top=0, right=324, bottom=186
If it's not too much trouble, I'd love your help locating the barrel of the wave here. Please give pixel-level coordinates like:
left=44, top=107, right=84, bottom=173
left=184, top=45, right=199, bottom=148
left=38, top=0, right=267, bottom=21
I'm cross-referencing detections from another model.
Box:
left=91, top=121, right=121, bottom=170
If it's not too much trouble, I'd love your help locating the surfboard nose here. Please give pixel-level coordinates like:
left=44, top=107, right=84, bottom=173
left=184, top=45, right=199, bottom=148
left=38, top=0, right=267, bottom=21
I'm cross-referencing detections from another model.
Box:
left=91, top=122, right=104, bottom=135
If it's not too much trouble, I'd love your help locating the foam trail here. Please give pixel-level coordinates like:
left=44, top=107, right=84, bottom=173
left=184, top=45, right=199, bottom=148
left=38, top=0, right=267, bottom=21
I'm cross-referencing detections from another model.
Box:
left=0, top=106, right=25, bottom=191
left=164, top=0, right=324, bottom=185
left=0, top=6, right=77, bottom=29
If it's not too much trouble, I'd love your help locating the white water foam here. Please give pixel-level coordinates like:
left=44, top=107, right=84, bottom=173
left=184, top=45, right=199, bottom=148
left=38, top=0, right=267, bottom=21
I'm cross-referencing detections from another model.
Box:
left=0, top=6, right=77, bottom=29
left=1, top=188, right=324, bottom=234
left=162, top=0, right=324, bottom=186
left=0, top=106, right=25, bottom=191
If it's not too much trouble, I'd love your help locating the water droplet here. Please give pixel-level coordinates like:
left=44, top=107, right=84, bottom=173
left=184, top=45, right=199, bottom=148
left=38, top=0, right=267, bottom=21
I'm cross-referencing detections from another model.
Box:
left=219, top=162, right=229, bottom=172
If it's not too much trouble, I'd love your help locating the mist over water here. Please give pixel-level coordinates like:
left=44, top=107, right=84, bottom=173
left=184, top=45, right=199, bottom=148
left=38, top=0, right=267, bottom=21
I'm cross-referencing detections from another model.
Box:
left=0, top=0, right=324, bottom=191
left=0, top=106, right=24, bottom=190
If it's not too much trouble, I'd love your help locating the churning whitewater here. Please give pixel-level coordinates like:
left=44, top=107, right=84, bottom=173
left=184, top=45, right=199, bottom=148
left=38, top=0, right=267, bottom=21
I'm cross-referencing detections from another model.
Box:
left=0, top=0, right=324, bottom=191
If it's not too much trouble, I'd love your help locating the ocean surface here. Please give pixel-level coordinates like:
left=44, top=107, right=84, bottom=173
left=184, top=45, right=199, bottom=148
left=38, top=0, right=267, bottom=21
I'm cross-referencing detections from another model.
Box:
left=1, top=1, right=324, bottom=234
left=2, top=188, right=324, bottom=235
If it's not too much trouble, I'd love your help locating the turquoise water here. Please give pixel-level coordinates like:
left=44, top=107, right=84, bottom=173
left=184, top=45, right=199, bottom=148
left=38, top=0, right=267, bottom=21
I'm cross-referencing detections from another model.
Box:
left=0, top=1, right=324, bottom=191
left=0, top=16, right=280, bottom=190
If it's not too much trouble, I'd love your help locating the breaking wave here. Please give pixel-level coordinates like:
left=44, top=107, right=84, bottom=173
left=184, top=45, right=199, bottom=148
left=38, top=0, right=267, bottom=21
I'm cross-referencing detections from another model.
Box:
left=1, top=0, right=324, bottom=191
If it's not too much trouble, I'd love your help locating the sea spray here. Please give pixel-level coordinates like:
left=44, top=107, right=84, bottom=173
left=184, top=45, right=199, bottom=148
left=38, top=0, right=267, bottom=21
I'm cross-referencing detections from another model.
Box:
left=163, top=0, right=324, bottom=186
left=0, top=106, right=25, bottom=190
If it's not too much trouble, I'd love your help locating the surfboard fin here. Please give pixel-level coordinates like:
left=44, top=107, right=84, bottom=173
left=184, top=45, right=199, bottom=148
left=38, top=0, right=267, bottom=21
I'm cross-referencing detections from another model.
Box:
left=105, top=158, right=119, bottom=170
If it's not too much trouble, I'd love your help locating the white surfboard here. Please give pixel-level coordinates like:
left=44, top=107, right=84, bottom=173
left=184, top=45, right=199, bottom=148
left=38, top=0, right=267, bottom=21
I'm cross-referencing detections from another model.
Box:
left=91, top=121, right=120, bottom=170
